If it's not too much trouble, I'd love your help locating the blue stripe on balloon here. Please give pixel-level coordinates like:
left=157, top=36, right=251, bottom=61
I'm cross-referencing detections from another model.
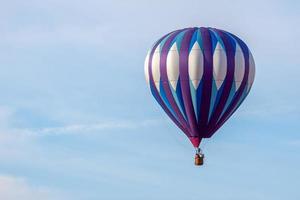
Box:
left=189, top=81, right=198, bottom=121
left=209, top=29, right=226, bottom=50
left=169, top=82, right=187, bottom=121
left=159, top=33, right=174, bottom=52
left=188, top=30, right=198, bottom=52
left=150, top=82, right=167, bottom=112
left=223, top=85, right=248, bottom=124
left=217, top=82, right=236, bottom=122
left=208, top=81, right=225, bottom=122
left=175, top=79, right=188, bottom=120
left=158, top=83, right=178, bottom=121
left=196, top=29, right=204, bottom=51
left=189, top=80, right=204, bottom=123
left=225, top=32, right=237, bottom=52
left=209, top=30, right=218, bottom=52
left=214, top=85, right=225, bottom=108
left=208, top=80, right=217, bottom=121
left=196, top=80, right=203, bottom=123
left=172, top=31, right=187, bottom=51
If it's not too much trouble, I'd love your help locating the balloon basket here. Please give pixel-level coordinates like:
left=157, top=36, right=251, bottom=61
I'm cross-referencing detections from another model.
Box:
left=194, top=153, right=204, bottom=166
left=194, top=148, right=204, bottom=166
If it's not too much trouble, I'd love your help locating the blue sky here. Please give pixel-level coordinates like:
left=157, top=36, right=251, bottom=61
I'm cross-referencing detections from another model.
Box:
left=0, top=0, right=299, bottom=199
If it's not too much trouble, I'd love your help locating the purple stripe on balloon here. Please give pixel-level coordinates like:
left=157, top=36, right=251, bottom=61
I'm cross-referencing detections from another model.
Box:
left=197, top=27, right=213, bottom=137
left=148, top=30, right=191, bottom=137
left=179, top=28, right=200, bottom=138
left=159, top=30, right=190, bottom=133
left=207, top=33, right=250, bottom=137
left=205, top=28, right=236, bottom=137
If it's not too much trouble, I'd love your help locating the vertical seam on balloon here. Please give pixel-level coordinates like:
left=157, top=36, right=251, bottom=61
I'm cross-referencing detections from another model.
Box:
left=179, top=28, right=200, bottom=138
left=170, top=30, right=189, bottom=121
left=195, top=30, right=204, bottom=124
left=205, top=29, right=236, bottom=137
left=207, top=29, right=226, bottom=122
left=188, top=29, right=202, bottom=123
left=208, top=33, right=250, bottom=137
left=197, top=27, right=213, bottom=137
left=160, top=30, right=191, bottom=132
left=217, top=36, right=241, bottom=121
left=147, top=30, right=191, bottom=137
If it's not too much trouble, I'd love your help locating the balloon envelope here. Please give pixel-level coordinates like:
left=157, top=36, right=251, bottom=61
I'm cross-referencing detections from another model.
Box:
left=144, top=27, right=255, bottom=148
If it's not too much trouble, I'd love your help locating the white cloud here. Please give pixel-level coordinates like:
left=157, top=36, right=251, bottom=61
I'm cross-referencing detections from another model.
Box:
left=286, top=140, right=300, bottom=147
left=0, top=175, right=66, bottom=200
left=15, top=118, right=163, bottom=136
left=0, top=106, right=15, bottom=128
left=23, top=120, right=161, bottom=135
left=0, top=105, right=163, bottom=137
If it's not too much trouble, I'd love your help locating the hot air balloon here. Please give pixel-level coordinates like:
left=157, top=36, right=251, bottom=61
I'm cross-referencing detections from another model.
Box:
left=144, top=27, right=255, bottom=166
